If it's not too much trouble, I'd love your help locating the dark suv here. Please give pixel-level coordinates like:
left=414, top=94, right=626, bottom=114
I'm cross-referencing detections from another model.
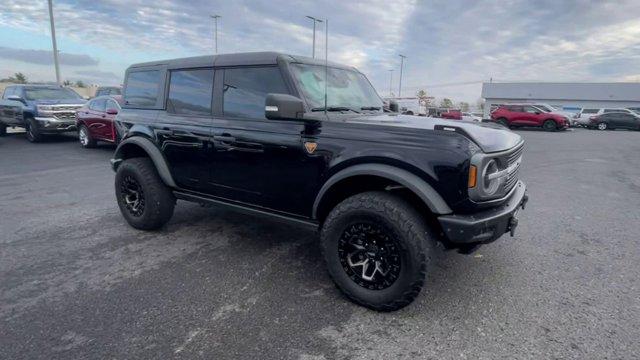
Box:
left=111, top=52, right=528, bottom=311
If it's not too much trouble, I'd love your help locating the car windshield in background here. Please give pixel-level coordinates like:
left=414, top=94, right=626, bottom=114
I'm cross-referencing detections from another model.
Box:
left=24, top=88, right=82, bottom=101
left=290, top=63, right=383, bottom=112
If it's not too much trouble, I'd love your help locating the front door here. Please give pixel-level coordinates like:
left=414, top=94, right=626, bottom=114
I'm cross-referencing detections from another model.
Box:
left=156, top=68, right=216, bottom=191
left=207, top=66, right=314, bottom=216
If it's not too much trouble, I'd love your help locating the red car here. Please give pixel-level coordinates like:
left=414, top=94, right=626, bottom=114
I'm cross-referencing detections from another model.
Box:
left=491, top=104, right=569, bottom=131
left=441, top=109, right=462, bottom=120
left=75, top=95, right=123, bottom=147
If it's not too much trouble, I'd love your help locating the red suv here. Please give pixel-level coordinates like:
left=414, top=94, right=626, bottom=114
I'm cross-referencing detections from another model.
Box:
left=75, top=95, right=123, bottom=148
left=491, top=104, right=569, bottom=131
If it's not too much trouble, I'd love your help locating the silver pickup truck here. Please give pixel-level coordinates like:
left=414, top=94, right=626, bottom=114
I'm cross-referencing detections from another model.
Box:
left=0, top=84, right=85, bottom=142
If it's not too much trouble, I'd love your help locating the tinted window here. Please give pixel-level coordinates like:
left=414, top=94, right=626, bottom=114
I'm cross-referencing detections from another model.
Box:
left=106, top=99, right=120, bottom=110
left=125, top=70, right=162, bottom=107
left=523, top=106, right=538, bottom=113
left=90, top=98, right=107, bottom=111
left=603, top=109, right=620, bottom=113
left=223, top=67, right=288, bottom=119
left=167, top=69, right=214, bottom=115
left=582, top=109, right=598, bottom=114
left=24, top=88, right=81, bottom=100
left=2, top=87, right=14, bottom=98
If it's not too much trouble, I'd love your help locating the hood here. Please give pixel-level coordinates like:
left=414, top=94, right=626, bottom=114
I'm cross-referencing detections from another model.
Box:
left=344, top=114, right=523, bottom=153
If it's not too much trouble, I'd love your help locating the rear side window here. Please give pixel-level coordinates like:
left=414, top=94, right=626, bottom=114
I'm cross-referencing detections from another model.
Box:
left=222, top=67, right=288, bottom=119
left=124, top=70, right=162, bottom=107
left=167, top=69, right=214, bottom=115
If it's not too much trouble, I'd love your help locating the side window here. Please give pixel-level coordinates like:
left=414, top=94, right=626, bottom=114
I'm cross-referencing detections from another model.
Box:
left=523, top=106, right=538, bottom=113
left=90, top=99, right=107, bottom=112
left=3, top=87, right=14, bottom=99
left=167, top=68, right=214, bottom=115
left=222, top=67, right=288, bottom=119
left=124, top=70, right=162, bottom=107
left=106, top=99, right=119, bottom=110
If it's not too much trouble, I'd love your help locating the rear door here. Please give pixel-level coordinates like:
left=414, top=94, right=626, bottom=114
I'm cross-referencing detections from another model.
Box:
left=616, top=113, right=636, bottom=129
left=522, top=106, right=542, bottom=126
left=155, top=67, right=215, bottom=191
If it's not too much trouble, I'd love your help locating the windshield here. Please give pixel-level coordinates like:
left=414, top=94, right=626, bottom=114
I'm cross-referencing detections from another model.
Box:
left=24, top=88, right=82, bottom=101
left=290, top=63, right=383, bottom=112
left=535, top=104, right=553, bottom=112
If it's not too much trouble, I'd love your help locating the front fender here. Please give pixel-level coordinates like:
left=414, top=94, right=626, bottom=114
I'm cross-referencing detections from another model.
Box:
left=112, top=136, right=177, bottom=188
left=312, top=163, right=453, bottom=219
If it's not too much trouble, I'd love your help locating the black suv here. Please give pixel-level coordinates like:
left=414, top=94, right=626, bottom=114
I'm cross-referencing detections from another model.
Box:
left=111, top=52, right=528, bottom=311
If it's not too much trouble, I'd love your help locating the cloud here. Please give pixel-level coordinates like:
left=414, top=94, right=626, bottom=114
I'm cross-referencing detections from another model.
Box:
left=0, top=46, right=98, bottom=66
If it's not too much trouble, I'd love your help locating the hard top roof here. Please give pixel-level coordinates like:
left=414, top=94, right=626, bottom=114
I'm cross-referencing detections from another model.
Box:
left=127, top=51, right=354, bottom=70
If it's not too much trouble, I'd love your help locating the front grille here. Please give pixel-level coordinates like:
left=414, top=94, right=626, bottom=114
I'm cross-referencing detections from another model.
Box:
left=51, top=105, right=82, bottom=111
left=503, top=142, right=524, bottom=192
left=54, top=112, right=76, bottom=121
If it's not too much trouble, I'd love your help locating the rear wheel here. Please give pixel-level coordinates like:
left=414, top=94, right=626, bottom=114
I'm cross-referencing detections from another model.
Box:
left=597, top=122, right=608, bottom=131
left=0, top=123, right=6, bottom=136
left=320, top=191, right=435, bottom=311
left=543, top=119, right=557, bottom=132
left=115, top=158, right=175, bottom=230
left=25, top=117, right=43, bottom=142
left=78, top=124, right=97, bottom=148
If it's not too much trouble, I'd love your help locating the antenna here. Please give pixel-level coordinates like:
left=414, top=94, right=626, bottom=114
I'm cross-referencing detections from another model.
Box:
left=324, top=19, right=328, bottom=116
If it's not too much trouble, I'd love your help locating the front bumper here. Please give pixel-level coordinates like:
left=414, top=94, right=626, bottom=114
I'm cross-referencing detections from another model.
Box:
left=34, top=117, right=77, bottom=133
left=438, top=181, right=528, bottom=244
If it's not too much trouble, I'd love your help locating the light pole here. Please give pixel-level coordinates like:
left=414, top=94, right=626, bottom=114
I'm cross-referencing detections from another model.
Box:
left=210, top=14, right=221, bottom=54
left=388, top=69, right=394, bottom=97
left=305, top=16, right=323, bottom=58
left=398, top=54, right=406, bottom=97
left=47, top=0, right=61, bottom=85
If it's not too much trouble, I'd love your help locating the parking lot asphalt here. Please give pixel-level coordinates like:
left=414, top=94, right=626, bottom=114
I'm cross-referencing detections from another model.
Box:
left=1, top=128, right=639, bottom=359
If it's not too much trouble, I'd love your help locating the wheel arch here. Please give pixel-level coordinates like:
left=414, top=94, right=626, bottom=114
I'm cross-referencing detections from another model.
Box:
left=312, top=163, right=452, bottom=222
left=113, top=136, right=176, bottom=188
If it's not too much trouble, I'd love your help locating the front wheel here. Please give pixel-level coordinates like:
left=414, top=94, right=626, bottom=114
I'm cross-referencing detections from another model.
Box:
left=115, top=158, right=175, bottom=230
left=597, top=122, right=608, bottom=131
left=25, top=118, right=43, bottom=142
left=78, top=124, right=96, bottom=148
left=543, top=120, right=557, bottom=132
left=320, top=191, right=434, bottom=311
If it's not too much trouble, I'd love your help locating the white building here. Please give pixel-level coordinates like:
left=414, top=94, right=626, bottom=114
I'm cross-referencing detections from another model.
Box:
left=481, top=82, right=640, bottom=118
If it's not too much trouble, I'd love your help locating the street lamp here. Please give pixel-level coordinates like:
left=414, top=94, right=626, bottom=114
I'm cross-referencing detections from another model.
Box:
left=47, top=0, right=61, bottom=85
left=210, top=14, right=221, bottom=54
left=305, top=16, right=323, bottom=58
left=398, top=54, right=406, bottom=97
left=388, top=69, right=394, bottom=97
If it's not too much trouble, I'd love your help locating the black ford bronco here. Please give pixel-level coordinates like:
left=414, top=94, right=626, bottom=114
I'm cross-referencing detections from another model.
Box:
left=111, top=52, right=528, bottom=311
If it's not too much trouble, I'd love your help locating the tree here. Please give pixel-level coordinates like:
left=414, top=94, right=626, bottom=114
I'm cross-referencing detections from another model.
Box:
left=416, top=89, right=432, bottom=108
left=75, top=80, right=86, bottom=88
left=7, top=72, right=28, bottom=84
left=458, top=101, right=470, bottom=112
left=439, top=98, right=453, bottom=108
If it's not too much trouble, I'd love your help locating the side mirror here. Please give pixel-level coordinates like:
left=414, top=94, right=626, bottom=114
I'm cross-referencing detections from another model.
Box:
left=265, top=93, right=304, bottom=120
left=7, top=95, right=25, bottom=104
left=389, top=100, right=399, bottom=112
left=106, top=108, right=119, bottom=115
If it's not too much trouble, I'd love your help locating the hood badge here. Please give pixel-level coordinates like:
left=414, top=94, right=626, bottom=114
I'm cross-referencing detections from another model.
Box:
left=304, top=141, right=317, bottom=154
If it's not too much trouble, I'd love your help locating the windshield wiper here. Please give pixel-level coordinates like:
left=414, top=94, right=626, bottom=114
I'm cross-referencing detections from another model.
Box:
left=311, top=106, right=361, bottom=113
left=360, top=106, right=381, bottom=111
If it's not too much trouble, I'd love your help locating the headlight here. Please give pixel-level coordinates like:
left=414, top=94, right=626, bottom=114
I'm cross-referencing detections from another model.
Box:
left=482, top=159, right=501, bottom=196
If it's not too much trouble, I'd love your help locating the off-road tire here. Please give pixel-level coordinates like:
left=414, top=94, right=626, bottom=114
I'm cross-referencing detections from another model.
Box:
left=320, top=191, right=435, bottom=311
left=78, top=124, right=97, bottom=148
left=25, top=117, right=43, bottom=142
left=115, top=157, right=175, bottom=230
left=0, top=123, right=6, bottom=136
left=543, top=119, right=557, bottom=132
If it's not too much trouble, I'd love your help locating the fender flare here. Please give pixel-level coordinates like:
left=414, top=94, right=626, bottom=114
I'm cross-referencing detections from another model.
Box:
left=312, top=163, right=452, bottom=219
left=113, top=136, right=177, bottom=188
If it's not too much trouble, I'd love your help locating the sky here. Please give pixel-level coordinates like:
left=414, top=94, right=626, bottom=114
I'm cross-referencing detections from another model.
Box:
left=1, top=0, right=640, bottom=103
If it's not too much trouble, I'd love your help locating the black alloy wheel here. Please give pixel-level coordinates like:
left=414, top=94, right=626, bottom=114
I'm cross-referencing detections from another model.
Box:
left=120, top=175, right=145, bottom=217
left=338, top=222, right=402, bottom=290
